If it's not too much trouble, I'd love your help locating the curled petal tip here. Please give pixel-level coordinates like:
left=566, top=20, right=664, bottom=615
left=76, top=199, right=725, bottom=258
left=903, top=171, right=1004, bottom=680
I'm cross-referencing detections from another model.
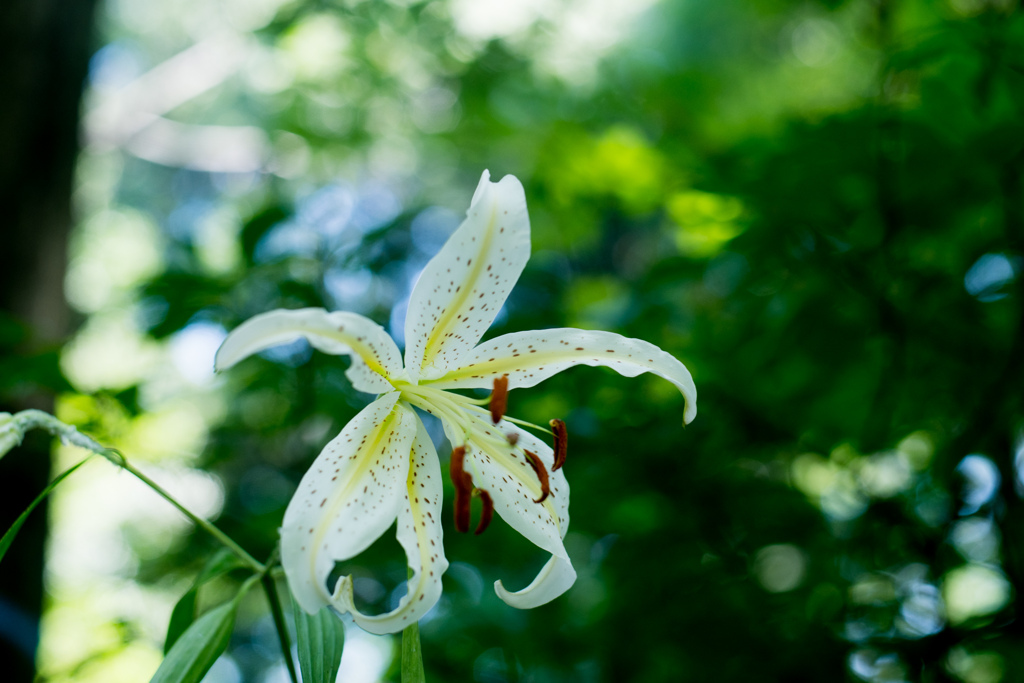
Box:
left=494, top=554, right=576, bottom=609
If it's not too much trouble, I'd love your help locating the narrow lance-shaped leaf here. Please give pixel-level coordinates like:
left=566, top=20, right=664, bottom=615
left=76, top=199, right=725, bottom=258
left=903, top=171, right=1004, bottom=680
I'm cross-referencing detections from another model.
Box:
left=0, top=457, right=91, bottom=565
left=292, top=597, right=345, bottom=683
left=0, top=412, right=20, bottom=460
left=165, top=549, right=248, bottom=653
left=150, top=578, right=255, bottom=683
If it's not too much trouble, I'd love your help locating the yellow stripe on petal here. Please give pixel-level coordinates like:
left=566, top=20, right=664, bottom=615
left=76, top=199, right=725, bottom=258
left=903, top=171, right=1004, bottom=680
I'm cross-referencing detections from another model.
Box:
left=332, top=411, right=448, bottom=634
left=404, top=171, right=531, bottom=382
left=438, top=413, right=571, bottom=563
left=428, top=328, right=697, bottom=424
left=281, top=393, right=416, bottom=614
left=215, top=308, right=401, bottom=394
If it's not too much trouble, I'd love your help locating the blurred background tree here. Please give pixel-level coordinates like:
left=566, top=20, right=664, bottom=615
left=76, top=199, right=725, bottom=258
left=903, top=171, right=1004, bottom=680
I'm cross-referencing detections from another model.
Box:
left=2, top=0, right=1024, bottom=681
left=0, top=0, right=97, bottom=679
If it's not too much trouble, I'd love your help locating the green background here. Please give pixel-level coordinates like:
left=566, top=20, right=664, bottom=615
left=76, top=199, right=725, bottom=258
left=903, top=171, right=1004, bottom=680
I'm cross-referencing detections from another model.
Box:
left=3, top=0, right=1024, bottom=681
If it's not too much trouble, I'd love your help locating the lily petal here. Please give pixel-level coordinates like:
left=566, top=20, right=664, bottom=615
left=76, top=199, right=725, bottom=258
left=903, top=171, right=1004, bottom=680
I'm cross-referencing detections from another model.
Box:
left=440, top=412, right=576, bottom=606
left=332, top=411, right=448, bottom=634
left=215, top=308, right=402, bottom=394
left=281, top=392, right=417, bottom=614
left=404, top=171, right=530, bottom=382
left=429, top=329, right=697, bottom=424
left=495, top=554, right=577, bottom=609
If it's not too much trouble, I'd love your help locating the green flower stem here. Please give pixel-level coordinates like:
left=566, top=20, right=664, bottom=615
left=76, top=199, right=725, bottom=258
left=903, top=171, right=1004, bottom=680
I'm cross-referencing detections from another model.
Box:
left=1, top=409, right=265, bottom=573
left=402, top=621, right=426, bottom=683
left=402, top=566, right=426, bottom=683
left=260, top=547, right=299, bottom=683
left=115, top=454, right=264, bottom=573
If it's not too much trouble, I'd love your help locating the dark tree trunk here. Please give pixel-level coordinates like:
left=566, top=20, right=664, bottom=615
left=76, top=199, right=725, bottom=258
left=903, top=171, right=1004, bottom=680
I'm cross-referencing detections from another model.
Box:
left=0, top=0, right=98, bottom=679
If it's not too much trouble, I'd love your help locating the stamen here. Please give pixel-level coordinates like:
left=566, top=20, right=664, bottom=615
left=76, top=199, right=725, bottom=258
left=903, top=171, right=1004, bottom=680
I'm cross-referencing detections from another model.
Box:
left=474, top=489, right=494, bottom=535
left=523, top=450, right=550, bottom=504
left=490, top=375, right=509, bottom=424
left=550, top=419, right=568, bottom=471
left=500, top=413, right=554, bottom=436
left=449, top=446, right=472, bottom=533
left=506, top=432, right=519, bottom=446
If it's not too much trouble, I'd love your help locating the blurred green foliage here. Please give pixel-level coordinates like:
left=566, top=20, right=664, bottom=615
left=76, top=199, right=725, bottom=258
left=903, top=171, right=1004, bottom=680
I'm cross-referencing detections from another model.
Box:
left=8, top=0, right=1024, bottom=681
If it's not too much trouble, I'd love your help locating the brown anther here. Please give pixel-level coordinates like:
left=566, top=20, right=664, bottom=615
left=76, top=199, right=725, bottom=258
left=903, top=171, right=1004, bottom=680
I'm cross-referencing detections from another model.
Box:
left=474, top=489, right=494, bottom=535
left=506, top=432, right=519, bottom=446
left=523, top=450, right=550, bottom=504
left=550, top=419, right=568, bottom=471
left=490, top=375, right=509, bottom=424
left=449, top=446, right=472, bottom=533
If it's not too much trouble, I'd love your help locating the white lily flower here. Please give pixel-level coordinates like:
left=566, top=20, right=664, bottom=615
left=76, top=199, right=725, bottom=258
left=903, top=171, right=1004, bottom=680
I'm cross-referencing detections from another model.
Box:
left=215, top=171, right=697, bottom=634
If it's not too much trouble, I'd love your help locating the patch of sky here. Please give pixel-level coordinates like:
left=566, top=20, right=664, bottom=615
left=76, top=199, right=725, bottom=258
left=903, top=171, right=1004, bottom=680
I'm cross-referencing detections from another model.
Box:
left=254, top=220, right=320, bottom=262
left=410, top=205, right=460, bottom=255
left=210, top=170, right=261, bottom=197
left=259, top=337, right=313, bottom=366
left=964, top=253, right=1020, bottom=302
left=848, top=650, right=907, bottom=683
left=957, top=454, right=1000, bottom=515
left=169, top=320, right=227, bottom=386
left=323, top=267, right=374, bottom=313
left=297, top=183, right=355, bottom=237
left=388, top=296, right=410, bottom=349
left=386, top=257, right=438, bottom=348
left=898, top=585, right=944, bottom=637
left=255, top=181, right=402, bottom=263
left=172, top=168, right=218, bottom=202
left=88, top=41, right=144, bottom=92
left=202, top=654, right=242, bottom=683
left=166, top=198, right=217, bottom=242
left=893, top=564, right=944, bottom=637
left=350, top=180, right=402, bottom=233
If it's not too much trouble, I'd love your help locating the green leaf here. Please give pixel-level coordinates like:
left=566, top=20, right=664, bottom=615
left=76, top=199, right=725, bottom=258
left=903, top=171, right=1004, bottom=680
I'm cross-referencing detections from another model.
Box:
left=0, top=458, right=90, bottom=565
left=165, top=549, right=249, bottom=653
left=292, top=599, right=345, bottom=683
left=195, top=549, right=248, bottom=583
left=402, top=621, right=426, bottom=683
left=150, top=592, right=243, bottom=683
